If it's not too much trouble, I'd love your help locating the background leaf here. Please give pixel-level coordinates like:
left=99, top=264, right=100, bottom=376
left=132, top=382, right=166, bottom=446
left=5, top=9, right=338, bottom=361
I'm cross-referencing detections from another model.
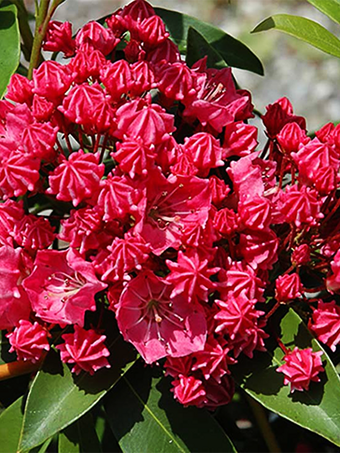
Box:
left=155, top=7, right=264, bottom=75
left=233, top=308, right=340, bottom=447
left=306, top=0, right=340, bottom=26
left=104, top=362, right=237, bottom=453
left=186, top=27, right=227, bottom=69
left=252, top=14, right=340, bottom=58
left=18, top=332, right=136, bottom=452
left=0, top=1, right=20, bottom=98
left=0, top=397, right=24, bottom=453
left=58, top=412, right=101, bottom=453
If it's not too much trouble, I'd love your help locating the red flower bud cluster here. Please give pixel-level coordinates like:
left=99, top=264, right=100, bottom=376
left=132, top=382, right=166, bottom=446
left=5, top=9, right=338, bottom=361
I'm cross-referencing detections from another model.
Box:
left=0, top=0, right=339, bottom=403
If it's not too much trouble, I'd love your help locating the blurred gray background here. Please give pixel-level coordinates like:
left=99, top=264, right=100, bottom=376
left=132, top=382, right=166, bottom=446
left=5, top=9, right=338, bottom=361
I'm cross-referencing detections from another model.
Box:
left=26, top=0, right=340, bottom=133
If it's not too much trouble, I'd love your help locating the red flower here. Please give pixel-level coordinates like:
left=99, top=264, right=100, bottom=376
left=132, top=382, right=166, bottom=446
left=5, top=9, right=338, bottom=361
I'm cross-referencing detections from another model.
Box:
left=57, top=325, right=110, bottom=375
left=47, top=150, right=104, bottom=207
left=8, top=320, right=50, bottom=363
left=116, top=270, right=207, bottom=364
left=309, top=300, right=340, bottom=351
left=275, top=273, right=303, bottom=302
left=276, top=347, right=324, bottom=393
left=166, top=251, right=219, bottom=303
left=23, top=249, right=107, bottom=326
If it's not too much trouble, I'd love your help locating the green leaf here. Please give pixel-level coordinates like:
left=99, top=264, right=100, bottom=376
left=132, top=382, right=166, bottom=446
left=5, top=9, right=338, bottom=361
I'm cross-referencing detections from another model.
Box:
left=233, top=307, right=340, bottom=447
left=186, top=27, right=227, bottom=69
left=154, top=7, right=264, bottom=75
left=252, top=14, right=340, bottom=58
left=0, top=1, right=20, bottom=98
left=58, top=412, right=101, bottom=453
left=104, top=363, right=237, bottom=453
left=0, top=397, right=24, bottom=453
left=18, top=333, right=137, bottom=452
left=306, top=0, right=340, bottom=26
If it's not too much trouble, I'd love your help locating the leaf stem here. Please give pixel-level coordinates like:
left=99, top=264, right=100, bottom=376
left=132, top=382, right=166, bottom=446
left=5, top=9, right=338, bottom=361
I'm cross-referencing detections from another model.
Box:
left=246, top=395, right=282, bottom=453
left=0, top=355, right=45, bottom=381
left=28, top=0, right=64, bottom=79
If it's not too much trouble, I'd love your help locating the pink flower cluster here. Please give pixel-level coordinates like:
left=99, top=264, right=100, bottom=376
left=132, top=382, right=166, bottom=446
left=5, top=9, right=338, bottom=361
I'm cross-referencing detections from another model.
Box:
left=1, top=0, right=340, bottom=406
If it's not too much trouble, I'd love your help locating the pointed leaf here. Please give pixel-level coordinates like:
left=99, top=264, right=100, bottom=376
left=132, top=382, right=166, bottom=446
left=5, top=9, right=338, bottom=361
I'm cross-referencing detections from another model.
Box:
left=233, top=307, right=340, bottom=447
left=104, top=363, right=236, bottom=453
left=58, top=412, right=101, bottom=453
left=0, top=397, right=24, bottom=453
left=186, top=27, right=227, bottom=69
left=0, top=1, right=20, bottom=98
left=306, top=0, right=340, bottom=26
left=18, top=333, right=137, bottom=452
left=154, top=7, right=263, bottom=75
left=252, top=14, right=340, bottom=58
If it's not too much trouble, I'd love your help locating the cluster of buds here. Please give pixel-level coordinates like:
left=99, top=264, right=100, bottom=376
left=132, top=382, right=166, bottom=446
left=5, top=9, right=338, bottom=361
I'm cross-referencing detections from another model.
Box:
left=1, top=0, right=340, bottom=407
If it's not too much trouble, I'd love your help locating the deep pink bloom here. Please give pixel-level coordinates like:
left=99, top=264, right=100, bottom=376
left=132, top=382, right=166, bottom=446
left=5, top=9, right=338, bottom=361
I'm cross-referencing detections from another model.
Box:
left=0, top=199, right=24, bottom=247
left=130, top=61, right=156, bottom=96
left=147, top=38, right=181, bottom=65
left=23, top=249, right=107, bottom=326
left=100, top=60, right=133, bottom=102
left=7, top=320, right=50, bottom=363
left=276, top=121, right=309, bottom=154
left=309, top=300, right=340, bottom=351
left=223, top=121, right=258, bottom=158
left=96, top=233, right=150, bottom=282
left=239, top=229, right=279, bottom=270
left=21, top=121, right=58, bottom=160
left=69, top=49, right=106, bottom=84
left=275, top=273, right=303, bottom=302
left=47, top=150, right=104, bottom=207
left=166, top=251, right=219, bottom=303
left=182, top=132, right=224, bottom=176
left=57, top=325, right=110, bottom=375
left=276, top=347, right=324, bottom=392
left=172, top=376, right=207, bottom=407
left=59, top=207, right=120, bottom=255
left=0, top=245, right=31, bottom=330
left=238, top=195, right=272, bottom=231
left=209, top=176, right=230, bottom=207
left=116, top=270, right=207, bottom=364
left=6, top=74, right=33, bottom=105
left=228, top=154, right=264, bottom=199
left=97, top=173, right=143, bottom=221
left=32, top=95, right=55, bottom=122
left=191, top=335, right=236, bottom=382
left=0, top=151, right=40, bottom=199
left=114, top=140, right=156, bottom=178
left=137, top=15, right=169, bottom=48
left=280, top=185, right=323, bottom=228
left=218, top=260, right=265, bottom=302
left=59, top=83, right=108, bottom=128
left=75, top=21, right=119, bottom=55
left=43, top=21, right=75, bottom=57
left=213, top=208, right=238, bottom=236
left=135, top=168, right=211, bottom=254
left=13, top=215, right=56, bottom=251
left=114, top=97, right=176, bottom=146
left=157, top=62, right=197, bottom=101
left=214, top=293, right=265, bottom=339
left=292, top=244, right=310, bottom=266
left=183, top=58, right=253, bottom=132
left=262, top=97, right=306, bottom=139
left=33, top=61, right=72, bottom=101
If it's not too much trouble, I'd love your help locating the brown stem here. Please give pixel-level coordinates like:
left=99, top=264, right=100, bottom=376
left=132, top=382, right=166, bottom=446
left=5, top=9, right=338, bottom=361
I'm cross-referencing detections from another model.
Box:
left=0, top=354, right=46, bottom=381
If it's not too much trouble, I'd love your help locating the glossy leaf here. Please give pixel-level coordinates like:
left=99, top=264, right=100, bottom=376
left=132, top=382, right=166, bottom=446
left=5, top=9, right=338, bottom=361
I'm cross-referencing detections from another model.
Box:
left=155, top=7, right=264, bottom=75
left=186, top=27, right=227, bottom=69
left=58, top=412, right=101, bottom=453
left=233, top=308, right=340, bottom=447
left=0, top=1, right=20, bottom=98
left=252, top=14, right=340, bottom=58
left=104, top=363, right=237, bottom=453
left=306, top=0, right=340, bottom=26
left=0, top=397, right=24, bottom=453
left=18, top=331, right=137, bottom=452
